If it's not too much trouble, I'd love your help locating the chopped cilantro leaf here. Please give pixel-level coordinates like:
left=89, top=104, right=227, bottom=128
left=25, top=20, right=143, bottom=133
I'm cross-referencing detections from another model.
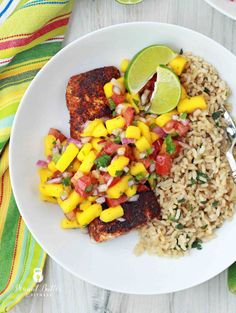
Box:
left=115, top=170, right=123, bottom=177
left=62, top=177, right=71, bottom=186
left=85, top=184, right=94, bottom=193
left=168, top=215, right=177, bottom=222
left=108, top=99, right=116, bottom=110
left=212, top=200, right=219, bottom=207
left=164, top=134, right=176, bottom=154
left=200, top=200, right=208, bottom=204
left=177, top=198, right=185, bottom=203
left=114, top=135, right=121, bottom=144
left=112, top=111, right=117, bottom=117
left=94, top=155, right=111, bottom=169
left=192, top=239, right=203, bottom=250
left=188, top=204, right=194, bottom=212
left=146, top=147, right=154, bottom=155
left=201, top=225, right=208, bottom=230
left=180, top=112, right=187, bottom=120
left=176, top=223, right=184, bottom=230
left=196, top=171, right=209, bottom=184
left=52, top=153, right=61, bottom=163
left=204, top=87, right=210, bottom=95
left=150, top=123, right=156, bottom=130
left=133, top=99, right=140, bottom=106
left=188, top=178, right=196, bottom=186
left=135, top=173, right=145, bottom=181
left=212, top=110, right=222, bottom=120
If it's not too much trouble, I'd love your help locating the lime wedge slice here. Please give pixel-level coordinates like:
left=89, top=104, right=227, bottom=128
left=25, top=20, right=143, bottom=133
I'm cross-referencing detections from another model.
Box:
left=228, top=262, right=236, bottom=294
left=116, top=0, right=143, bottom=3
left=150, top=65, right=181, bottom=114
left=125, top=45, right=176, bottom=93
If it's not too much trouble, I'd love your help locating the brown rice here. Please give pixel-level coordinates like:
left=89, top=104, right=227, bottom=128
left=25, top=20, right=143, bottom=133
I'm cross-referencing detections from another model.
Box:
left=135, top=53, right=236, bottom=257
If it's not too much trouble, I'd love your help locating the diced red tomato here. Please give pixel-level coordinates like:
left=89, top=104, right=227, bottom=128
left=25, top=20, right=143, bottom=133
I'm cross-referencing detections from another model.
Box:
left=137, top=184, right=150, bottom=192
left=111, top=94, right=126, bottom=105
left=155, top=153, right=172, bottom=176
left=103, top=141, right=121, bottom=155
left=109, top=176, right=121, bottom=187
left=74, top=174, right=96, bottom=197
left=49, top=128, right=66, bottom=142
left=124, top=144, right=135, bottom=161
left=163, top=120, right=189, bottom=137
left=150, top=139, right=164, bottom=159
left=101, top=173, right=111, bottom=184
left=106, top=195, right=128, bottom=207
left=65, top=209, right=77, bottom=221
left=122, top=107, right=135, bottom=126
left=141, top=158, right=151, bottom=169
left=160, top=139, right=182, bottom=158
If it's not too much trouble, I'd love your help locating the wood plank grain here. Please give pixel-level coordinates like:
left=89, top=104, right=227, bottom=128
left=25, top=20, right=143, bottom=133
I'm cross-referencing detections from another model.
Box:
left=11, top=0, right=236, bottom=312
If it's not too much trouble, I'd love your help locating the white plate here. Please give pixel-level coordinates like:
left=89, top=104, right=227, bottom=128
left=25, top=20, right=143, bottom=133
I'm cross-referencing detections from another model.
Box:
left=205, top=0, right=236, bottom=20
left=9, top=22, right=236, bottom=295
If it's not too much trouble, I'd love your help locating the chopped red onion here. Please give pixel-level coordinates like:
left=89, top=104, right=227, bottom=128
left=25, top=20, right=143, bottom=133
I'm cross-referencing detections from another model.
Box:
left=107, top=177, right=113, bottom=187
left=121, top=138, right=135, bottom=144
left=67, top=138, right=82, bottom=148
left=46, top=177, right=62, bottom=184
left=117, top=217, right=126, bottom=222
left=177, top=141, right=191, bottom=149
left=117, top=147, right=126, bottom=155
left=123, top=166, right=129, bottom=173
left=128, top=194, right=140, bottom=202
left=81, top=136, right=91, bottom=144
left=113, top=85, right=121, bottom=95
left=181, top=119, right=190, bottom=126
left=149, top=163, right=156, bottom=172
left=60, top=190, right=69, bottom=201
left=98, top=184, right=108, bottom=192
left=47, top=155, right=52, bottom=162
left=52, top=146, right=59, bottom=155
left=62, top=172, right=73, bottom=178
left=82, top=120, right=91, bottom=130
left=36, top=160, right=48, bottom=167
left=152, top=126, right=166, bottom=138
left=96, top=196, right=106, bottom=204
left=128, top=179, right=134, bottom=186
left=172, top=115, right=179, bottom=121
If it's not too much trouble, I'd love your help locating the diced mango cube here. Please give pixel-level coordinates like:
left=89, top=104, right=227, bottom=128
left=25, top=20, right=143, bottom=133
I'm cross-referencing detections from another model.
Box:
left=100, top=205, right=124, bottom=223
left=180, top=85, right=187, bottom=100
left=91, top=138, right=103, bottom=152
left=79, top=150, right=97, bottom=173
left=39, top=183, right=63, bottom=198
left=177, top=95, right=207, bottom=114
left=107, top=156, right=130, bottom=177
left=155, top=110, right=177, bottom=127
left=55, top=143, right=79, bottom=172
left=169, top=55, right=188, bottom=76
left=81, top=119, right=102, bottom=137
left=133, top=147, right=142, bottom=160
left=44, top=134, right=56, bottom=157
left=38, top=168, right=52, bottom=183
left=77, top=143, right=92, bottom=161
left=103, top=82, right=113, bottom=99
left=92, top=122, right=108, bottom=137
left=125, top=185, right=137, bottom=197
left=130, top=162, right=148, bottom=176
left=107, top=175, right=130, bottom=199
left=105, top=116, right=125, bottom=134
left=48, top=161, right=57, bottom=173
left=125, top=125, right=140, bottom=139
left=135, top=136, right=151, bottom=152
left=120, top=59, right=129, bottom=73
left=61, top=218, right=80, bottom=229
left=71, top=159, right=81, bottom=172
left=80, top=200, right=92, bottom=211
left=150, top=131, right=159, bottom=143
left=76, top=203, right=102, bottom=226
left=58, top=190, right=83, bottom=213
left=40, top=194, right=57, bottom=204
left=137, top=121, right=152, bottom=144
left=126, top=93, right=140, bottom=113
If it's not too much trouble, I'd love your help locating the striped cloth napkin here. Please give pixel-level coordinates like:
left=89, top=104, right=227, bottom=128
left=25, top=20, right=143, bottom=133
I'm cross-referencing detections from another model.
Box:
left=0, top=1, right=73, bottom=312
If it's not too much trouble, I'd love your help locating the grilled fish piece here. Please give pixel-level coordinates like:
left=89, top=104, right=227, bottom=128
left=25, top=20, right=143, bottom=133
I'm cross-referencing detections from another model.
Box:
left=66, top=66, right=120, bottom=139
left=88, top=191, right=160, bottom=242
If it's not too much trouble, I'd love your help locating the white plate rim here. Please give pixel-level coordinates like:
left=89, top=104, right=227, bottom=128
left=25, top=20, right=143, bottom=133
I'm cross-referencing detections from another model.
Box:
left=204, top=0, right=236, bottom=20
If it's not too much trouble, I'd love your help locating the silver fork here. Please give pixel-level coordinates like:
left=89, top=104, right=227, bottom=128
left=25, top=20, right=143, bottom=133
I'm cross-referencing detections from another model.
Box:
left=224, top=108, right=236, bottom=183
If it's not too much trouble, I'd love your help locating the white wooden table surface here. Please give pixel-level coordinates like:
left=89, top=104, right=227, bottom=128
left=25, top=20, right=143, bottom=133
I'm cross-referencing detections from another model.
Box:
left=11, top=0, right=236, bottom=312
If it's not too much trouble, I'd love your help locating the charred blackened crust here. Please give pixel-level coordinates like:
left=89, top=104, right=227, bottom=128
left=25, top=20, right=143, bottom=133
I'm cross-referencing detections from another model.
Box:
left=66, top=66, right=120, bottom=139
left=88, top=191, right=161, bottom=242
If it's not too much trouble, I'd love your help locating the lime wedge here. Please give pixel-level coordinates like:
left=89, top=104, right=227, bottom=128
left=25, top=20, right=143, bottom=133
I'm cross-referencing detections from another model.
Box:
left=150, top=65, right=181, bottom=114
left=124, top=45, right=176, bottom=93
left=228, top=262, right=236, bottom=294
left=116, top=0, right=143, bottom=3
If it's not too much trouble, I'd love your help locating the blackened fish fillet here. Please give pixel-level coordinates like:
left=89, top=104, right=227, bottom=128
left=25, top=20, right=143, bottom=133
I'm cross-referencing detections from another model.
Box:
left=66, top=66, right=120, bottom=139
left=88, top=191, right=160, bottom=242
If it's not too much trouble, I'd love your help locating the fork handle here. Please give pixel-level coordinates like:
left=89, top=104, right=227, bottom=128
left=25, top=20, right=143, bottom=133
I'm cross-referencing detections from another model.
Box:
left=232, top=170, right=236, bottom=184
